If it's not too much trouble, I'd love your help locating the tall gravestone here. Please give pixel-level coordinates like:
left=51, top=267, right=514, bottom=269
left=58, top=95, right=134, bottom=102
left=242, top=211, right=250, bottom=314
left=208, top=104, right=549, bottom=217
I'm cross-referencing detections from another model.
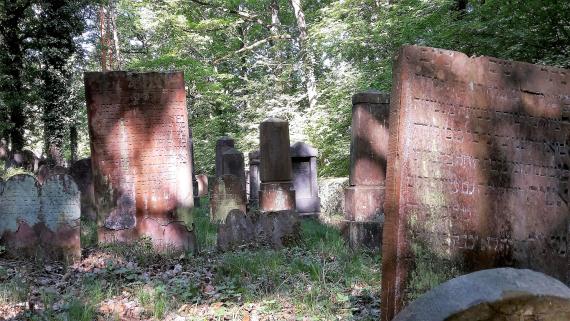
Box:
left=85, top=71, right=195, bottom=252
left=0, top=174, right=80, bottom=261
left=290, top=142, right=320, bottom=217
left=259, top=118, right=295, bottom=212
left=215, top=137, right=235, bottom=177
left=381, top=46, right=570, bottom=320
left=221, top=147, right=246, bottom=192
left=343, top=91, right=390, bottom=250
left=248, top=150, right=260, bottom=207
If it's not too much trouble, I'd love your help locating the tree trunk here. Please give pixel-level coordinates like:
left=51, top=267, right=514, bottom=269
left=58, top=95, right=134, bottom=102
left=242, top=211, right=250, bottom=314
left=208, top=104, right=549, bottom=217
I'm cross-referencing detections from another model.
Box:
left=290, top=0, right=318, bottom=110
left=69, top=125, right=78, bottom=163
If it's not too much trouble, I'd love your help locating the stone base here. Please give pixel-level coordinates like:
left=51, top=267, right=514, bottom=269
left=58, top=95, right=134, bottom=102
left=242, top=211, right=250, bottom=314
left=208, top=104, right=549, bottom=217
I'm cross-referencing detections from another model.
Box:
left=98, top=219, right=197, bottom=253
left=259, top=181, right=295, bottom=211
left=298, top=212, right=320, bottom=219
left=217, top=209, right=300, bottom=251
left=341, top=220, right=382, bottom=251
left=344, top=185, right=384, bottom=221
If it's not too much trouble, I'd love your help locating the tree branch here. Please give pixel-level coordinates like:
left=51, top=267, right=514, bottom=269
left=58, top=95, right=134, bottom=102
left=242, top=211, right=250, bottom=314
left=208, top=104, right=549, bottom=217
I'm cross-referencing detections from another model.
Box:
left=212, top=34, right=290, bottom=65
left=187, top=0, right=270, bottom=29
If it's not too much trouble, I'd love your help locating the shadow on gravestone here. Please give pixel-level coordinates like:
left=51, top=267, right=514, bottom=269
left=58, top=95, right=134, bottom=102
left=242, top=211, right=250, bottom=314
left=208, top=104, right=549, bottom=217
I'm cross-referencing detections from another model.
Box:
left=381, top=46, right=570, bottom=320
left=393, top=268, right=570, bottom=321
left=0, top=174, right=80, bottom=261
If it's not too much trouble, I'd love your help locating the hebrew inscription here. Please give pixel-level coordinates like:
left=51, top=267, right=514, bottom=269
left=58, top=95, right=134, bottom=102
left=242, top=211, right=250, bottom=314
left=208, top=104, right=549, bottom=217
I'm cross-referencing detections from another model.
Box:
left=381, top=46, right=570, bottom=321
left=0, top=174, right=80, bottom=260
left=85, top=71, right=195, bottom=251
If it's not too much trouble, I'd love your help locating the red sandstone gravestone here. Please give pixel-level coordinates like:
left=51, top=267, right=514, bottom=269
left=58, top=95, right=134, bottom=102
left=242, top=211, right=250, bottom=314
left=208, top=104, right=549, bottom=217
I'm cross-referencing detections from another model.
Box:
left=381, top=46, right=570, bottom=321
left=85, top=71, right=195, bottom=251
left=343, top=91, right=389, bottom=250
left=259, top=118, right=295, bottom=212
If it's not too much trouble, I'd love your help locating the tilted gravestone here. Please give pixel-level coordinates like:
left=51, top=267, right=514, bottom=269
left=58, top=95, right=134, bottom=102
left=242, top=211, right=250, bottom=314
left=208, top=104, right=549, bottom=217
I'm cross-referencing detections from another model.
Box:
left=69, top=158, right=97, bottom=221
left=343, top=91, right=389, bottom=250
left=248, top=150, right=260, bottom=207
left=259, top=118, right=295, bottom=212
left=85, top=71, right=195, bottom=252
left=381, top=45, right=570, bottom=320
left=0, top=174, right=80, bottom=261
left=215, top=137, right=235, bottom=177
left=393, top=268, right=570, bottom=321
left=290, top=142, right=320, bottom=217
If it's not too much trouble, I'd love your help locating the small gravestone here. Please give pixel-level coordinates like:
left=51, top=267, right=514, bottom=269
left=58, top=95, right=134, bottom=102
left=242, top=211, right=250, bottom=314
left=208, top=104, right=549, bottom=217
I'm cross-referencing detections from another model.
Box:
left=210, top=175, right=247, bottom=223
left=381, top=46, right=570, bottom=320
left=248, top=150, right=260, bottom=207
left=259, top=118, right=295, bottom=212
left=8, top=149, right=40, bottom=173
left=290, top=142, right=320, bottom=217
left=0, top=174, right=41, bottom=256
left=215, top=137, right=235, bottom=177
left=37, top=165, right=68, bottom=184
left=221, top=147, right=246, bottom=192
left=217, top=209, right=255, bottom=251
left=394, top=268, right=570, bottom=321
left=69, top=158, right=96, bottom=221
left=85, top=71, right=195, bottom=252
left=39, top=174, right=81, bottom=260
left=0, top=174, right=80, bottom=261
left=343, top=91, right=389, bottom=250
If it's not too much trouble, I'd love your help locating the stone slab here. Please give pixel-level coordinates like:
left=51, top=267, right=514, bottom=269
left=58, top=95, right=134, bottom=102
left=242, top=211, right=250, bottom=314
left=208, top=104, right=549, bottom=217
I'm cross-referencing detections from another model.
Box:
left=349, top=91, right=390, bottom=186
left=344, top=185, right=384, bottom=221
left=215, top=137, right=235, bottom=177
left=209, top=174, right=247, bottom=223
left=341, top=220, right=382, bottom=250
left=259, top=181, right=296, bottom=212
left=85, top=71, right=195, bottom=252
left=381, top=46, right=570, bottom=320
left=259, top=118, right=292, bottom=182
left=393, top=268, right=570, bottom=321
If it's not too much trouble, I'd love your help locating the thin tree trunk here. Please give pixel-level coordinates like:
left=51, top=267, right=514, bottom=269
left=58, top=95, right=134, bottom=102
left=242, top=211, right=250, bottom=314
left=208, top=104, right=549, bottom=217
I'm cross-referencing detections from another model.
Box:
left=290, top=0, right=317, bottom=110
left=70, top=125, right=78, bottom=163
left=110, top=0, right=121, bottom=69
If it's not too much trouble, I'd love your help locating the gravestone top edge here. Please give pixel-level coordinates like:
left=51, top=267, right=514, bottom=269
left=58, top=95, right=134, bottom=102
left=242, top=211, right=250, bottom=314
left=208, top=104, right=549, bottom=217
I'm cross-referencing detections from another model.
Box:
left=290, top=142, right=318, bottom=158
left=393, top=268, right=570, bottom=321
left=261, top=117, right=288, bottom=124
left=352, top=90, right=390, bottom=105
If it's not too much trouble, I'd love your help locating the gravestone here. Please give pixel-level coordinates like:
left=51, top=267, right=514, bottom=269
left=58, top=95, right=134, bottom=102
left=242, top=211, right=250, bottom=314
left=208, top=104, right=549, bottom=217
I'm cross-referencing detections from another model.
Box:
left=248, top=150, right=260, bottom=207
left=290, top=142, right=320, bottom=217
left=69, top=158, right=97, bottom=221
left=85, top=71, right=195, bottom=252
left=393, top=268, right=570, bottom=321
left=0, top=139, right=8, bottom=161
left=343, top=91, right=389, bottom=250
left=381, top=46, right=570, bottom=321
left=8, top=149, right=40, bottom=173
left=209, top=174, right=247, bottom=223
left=215, top=137, right=235, bottom=177
left=259, top=118, right=295, bottom=212
left=37, top=165, right=68, bottom=184
left=221, top=147, right=246, bottom=192
left=0, top=174, right=80, bottom=261
left=196, top=174, right=208, bottom=197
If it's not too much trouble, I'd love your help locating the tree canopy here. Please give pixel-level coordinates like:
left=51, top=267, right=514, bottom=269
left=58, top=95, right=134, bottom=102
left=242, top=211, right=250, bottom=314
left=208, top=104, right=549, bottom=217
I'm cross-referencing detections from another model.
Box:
left=1, top=0, right=568, bottom=175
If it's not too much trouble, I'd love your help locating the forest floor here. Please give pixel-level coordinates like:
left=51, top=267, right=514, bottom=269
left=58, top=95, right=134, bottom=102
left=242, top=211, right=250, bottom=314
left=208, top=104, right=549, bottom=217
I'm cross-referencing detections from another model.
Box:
left=0, top=201, right=381, bottom=321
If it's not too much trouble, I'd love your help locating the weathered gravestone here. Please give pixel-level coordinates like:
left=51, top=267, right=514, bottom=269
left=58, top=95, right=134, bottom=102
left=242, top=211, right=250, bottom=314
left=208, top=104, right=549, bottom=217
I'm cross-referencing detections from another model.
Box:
left=85, top=71, right=195, bottom=251
left=69, top=158, right=97, bottom=221
left=393, top=268, right=570, bottom=321
left=381, top=45, right=570, bottom=321
left=343, top=91, right=389, bottom=250
left=210, top=174, right=247, bottom=223
left=259, top=118, right=295, bottom=212
left=290, top=142, right=320, bottom=217
left=0, top=174, right=80, bottom=261
left=215, top=137, right=235, bottom=177
left=221, top=147, right=246, bottom=192
left=248, top=150, right=260, bottom=207
left=37, top=165, right=68, bottom=184
left=8, top=149, right=40, bottom=173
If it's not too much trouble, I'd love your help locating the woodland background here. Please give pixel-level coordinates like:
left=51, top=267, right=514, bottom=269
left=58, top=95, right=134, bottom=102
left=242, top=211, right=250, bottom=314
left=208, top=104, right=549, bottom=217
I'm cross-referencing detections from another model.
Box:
left=1, top=0, right=569, bottom=176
